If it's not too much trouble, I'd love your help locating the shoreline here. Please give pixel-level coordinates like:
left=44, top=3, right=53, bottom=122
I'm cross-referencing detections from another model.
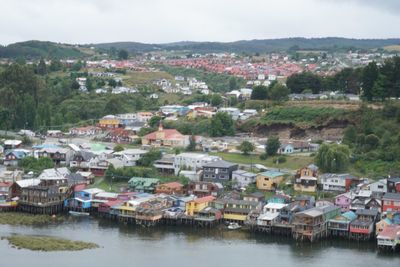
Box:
left=1, top=211, right=397, bottom=253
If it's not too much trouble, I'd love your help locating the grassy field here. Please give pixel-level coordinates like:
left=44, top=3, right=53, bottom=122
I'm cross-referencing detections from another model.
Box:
left=209, top=152, right=314, bottom=170
left=122, top=71, right=174, bottom=86
left=3, top=235, right=98, bottom=251
left=0, top=213, right=65, bottom=225
left=384, top=45, right=400, bottom=52
left=89, top=177, right=129, bottom=193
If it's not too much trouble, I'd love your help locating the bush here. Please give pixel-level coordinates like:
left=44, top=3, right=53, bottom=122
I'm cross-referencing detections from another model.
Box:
left=259, top=154, right=268, bottom=160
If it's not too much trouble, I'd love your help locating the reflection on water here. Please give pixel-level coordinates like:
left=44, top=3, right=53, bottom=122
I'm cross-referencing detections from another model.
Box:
left=0, top=217, right=399, bottom=267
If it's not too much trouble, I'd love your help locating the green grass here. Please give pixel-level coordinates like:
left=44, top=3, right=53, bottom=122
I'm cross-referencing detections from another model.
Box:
left=3, top=235, right=98, bottom=251
left=89, top=177, right=129, bottom=193
left=209, top=152, right=314, bottom=170
left=260, top=106, right=348, bottom=127
left=122, top=71, right=174, bottom=86
left=0, top=213, right=65, bottom=225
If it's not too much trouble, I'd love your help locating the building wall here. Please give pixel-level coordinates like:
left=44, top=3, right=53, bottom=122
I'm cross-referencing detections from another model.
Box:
left=256, top=175, right=284, bottom=191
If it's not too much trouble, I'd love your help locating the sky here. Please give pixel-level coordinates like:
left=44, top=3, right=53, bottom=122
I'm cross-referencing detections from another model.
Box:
left=0, top=0, right=400, bottom=45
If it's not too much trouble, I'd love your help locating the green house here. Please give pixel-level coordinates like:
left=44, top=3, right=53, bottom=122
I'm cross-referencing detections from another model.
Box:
left=128, top=177, right=160, bottom=193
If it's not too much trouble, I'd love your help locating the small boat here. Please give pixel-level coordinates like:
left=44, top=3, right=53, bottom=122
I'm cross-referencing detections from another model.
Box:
left=69, top=211, right=90, bottom=216
left=227, top=222, right=241, bottom=230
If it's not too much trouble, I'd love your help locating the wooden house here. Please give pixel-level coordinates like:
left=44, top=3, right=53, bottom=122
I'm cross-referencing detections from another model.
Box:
left=328, top=211, right=357, bottom=237
left=223, top=199, right=262, bottom=224
left=18, top=178, right=70, bottom=214
left=376, top=218, right=393, bottom=236
left=194, top=206, right=222, bottom=227
left=292, top=205, right=340, bottom=242
left=349, top=209, right=379, bottom=241
left=382, top=193, right=400, bottom=212
left=187, top=181, right=223, bottom=198
left=256, top=171, right=285, bottom=191
left=377, top=225, right=400, bottom=251
left=294, top=165, right=318, bottom=193
left=185, top=195, right=215, bottom=216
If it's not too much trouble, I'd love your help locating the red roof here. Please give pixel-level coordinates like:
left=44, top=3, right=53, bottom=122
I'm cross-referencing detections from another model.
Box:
left=0, top=182, right=12, bottom=188
left=143, top=129, right=185, bottom=141
left=194, top=196, right=216, bottom=204
left=378, top=225, right=400, bottom=239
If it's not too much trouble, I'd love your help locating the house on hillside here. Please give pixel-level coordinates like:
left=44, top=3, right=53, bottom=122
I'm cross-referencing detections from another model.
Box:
left=141, top=123, right=189, bottom=148
left=256, top=171, right=285, bottom=191
left=202, top=160, right=239, bottom=183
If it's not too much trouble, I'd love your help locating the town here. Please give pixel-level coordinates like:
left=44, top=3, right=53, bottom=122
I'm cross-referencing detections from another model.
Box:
left=0, top=107, right=399, bottom=250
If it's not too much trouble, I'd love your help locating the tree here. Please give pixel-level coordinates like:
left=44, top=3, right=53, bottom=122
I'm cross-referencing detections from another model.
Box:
left=251, top=85, right=268, bottom=100
left=286, top=72, right=322, bottom=94
left=342, top=125, right=357, bottom=147
left=266, top=136, right=281, bottom=156
left=211, top=94, right=223, bottom=107
left=210, top=112, right=235, bottom=137
left=104, top=97, right=124, bottom=114
left=108, top=79, right=117, bottom=88
left=315, top=143, right=350, bottom=172
left=186, top=135, right=197, bottom=151
left=267, top=82, right=289, bottom=102
left=238, top=141, right=255, bottom=155
left=229, top=77, right=238, bottom=90
left=149, top=116, right=162, bottom=128
left=118, top=49, right=129, bottom=60
left=19, top=156, right=54, bottom=174
left=49, top=59, right=63, bottom=72
left=138, top=149, right=162, bottom=167
left=113, top=144, right=124, bottom=152
left=37, top=58, right=47, bottom=75
left=362, top=62, right=379, bottom=101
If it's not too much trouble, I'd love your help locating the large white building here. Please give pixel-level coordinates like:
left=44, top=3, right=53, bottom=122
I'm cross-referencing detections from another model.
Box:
left=173, top=153, right=221, bottom=176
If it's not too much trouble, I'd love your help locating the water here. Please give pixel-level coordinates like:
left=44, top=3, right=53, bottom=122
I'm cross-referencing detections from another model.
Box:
left=0, top=218, right=399, bottom=267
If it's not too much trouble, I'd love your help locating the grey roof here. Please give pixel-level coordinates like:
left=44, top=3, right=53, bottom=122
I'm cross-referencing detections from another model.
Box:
left=76, top=150, right=95, bottom=161
left=388, top=177, right=400, bottom=183
left=203, top=160, right=238, bottom=168
left=382, top=193, right=400, bottom=200
left=356, top=209, right=378, bottom=217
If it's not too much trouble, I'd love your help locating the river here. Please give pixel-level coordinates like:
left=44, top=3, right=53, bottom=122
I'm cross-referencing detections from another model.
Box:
left=0, top=217, right=399, bottom=267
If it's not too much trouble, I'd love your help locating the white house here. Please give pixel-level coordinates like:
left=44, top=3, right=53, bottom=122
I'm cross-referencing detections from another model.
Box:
left=112, top=149, right=148, bottom=167
left=232, top=170, right=257, bottom=188
left=320, top=173, right=358, bottom=192
left=366, top=179, right=387, bottom=195
left=218, top=107, right=241, bottom=120
left=173, top=153, right=221, bottom=176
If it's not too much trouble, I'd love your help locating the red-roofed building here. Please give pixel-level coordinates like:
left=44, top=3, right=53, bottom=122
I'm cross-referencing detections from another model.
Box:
left=155, top=182, right=184, bottom=195
left=142, top=123, right=189, bottom=148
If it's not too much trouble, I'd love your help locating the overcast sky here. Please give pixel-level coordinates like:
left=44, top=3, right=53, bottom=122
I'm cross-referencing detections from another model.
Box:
left=1, top=0, right=400, bottom=45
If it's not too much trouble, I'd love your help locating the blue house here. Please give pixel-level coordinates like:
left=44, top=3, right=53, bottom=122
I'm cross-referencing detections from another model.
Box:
left=4, top=150, right=28, bottom=166
left=64, top=188, right=104, bottom=210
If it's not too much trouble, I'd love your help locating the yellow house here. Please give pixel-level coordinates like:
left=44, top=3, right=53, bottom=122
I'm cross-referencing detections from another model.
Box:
left=185, top=196, right=215, bottom=216
left=256, top=171, right=285, bottom=191
left=98, top=115, right=120, bottom=129
left=116, top=201, right=137, bottom=218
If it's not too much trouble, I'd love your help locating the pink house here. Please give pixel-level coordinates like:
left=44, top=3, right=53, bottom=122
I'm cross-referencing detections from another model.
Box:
left=335, top=192, right=355, bottom=212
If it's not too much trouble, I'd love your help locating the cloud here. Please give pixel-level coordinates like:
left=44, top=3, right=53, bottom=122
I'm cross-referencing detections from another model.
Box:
left=0, top=0, right=399, bottom=45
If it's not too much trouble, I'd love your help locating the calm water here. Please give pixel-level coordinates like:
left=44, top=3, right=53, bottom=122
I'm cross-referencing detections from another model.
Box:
left=0, top=217, right=399, bottom=267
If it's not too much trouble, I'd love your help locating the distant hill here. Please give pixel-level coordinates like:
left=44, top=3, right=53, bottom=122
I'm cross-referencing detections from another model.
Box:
left=2, top=38, right=400, bottom=59
left=0, top=41, right=88, bottom=59
left=94, top=37, right=400, bottom=54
